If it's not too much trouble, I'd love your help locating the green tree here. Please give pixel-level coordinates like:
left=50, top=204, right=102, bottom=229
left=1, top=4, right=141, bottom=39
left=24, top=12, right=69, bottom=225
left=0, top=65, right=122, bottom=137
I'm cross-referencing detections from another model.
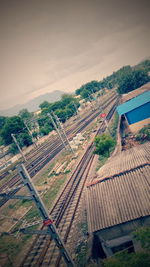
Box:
left=18, top=109, right=32, bottom=120
left=61, top=94, right=75, bottom=106
left=0, top=116, right=7, bottom=145
left=75, top=61, right=150, bottom=98
left=75, top=80, right=103, bottom=99
left=1, top=116, right=26, bottom=145
left=75, top=87, right=83, bottom=95
left=80, top=89, right=90, bottom=99
left=37, top=115, right=54, bottom=136
left=0, top=116, right=33, bottom=149
left=0, top=116, right=7, bottom=128
left=55, top=109, right=67, bottom=123
left=18, top=132, right=33, bottom=147
left=94, top=134, right=115, bottom=157
left=117, top=69, right=150, bottom=94
left=134, top=59, right=150, bottom=72
left=8, top=132, right=33, bottom=155
left=39, top=101, right=51, bottom=110
left=39, top=127, right=50, bottom=136
left=8, top=143, right=19, bottom=155
left=32, top=131, right=38, bottom=140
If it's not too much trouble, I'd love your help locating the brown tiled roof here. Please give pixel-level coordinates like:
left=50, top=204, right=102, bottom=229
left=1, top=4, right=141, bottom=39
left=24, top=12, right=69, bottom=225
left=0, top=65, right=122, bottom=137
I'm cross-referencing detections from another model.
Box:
left=121, top=82, right=150, bottom=103
left=86, top=143, right=150, bottom=233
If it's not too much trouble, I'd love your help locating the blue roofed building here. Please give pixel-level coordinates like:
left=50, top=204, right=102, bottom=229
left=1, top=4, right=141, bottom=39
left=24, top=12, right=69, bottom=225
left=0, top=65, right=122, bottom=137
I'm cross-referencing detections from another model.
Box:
left=117, top=90, right=150, bottom=132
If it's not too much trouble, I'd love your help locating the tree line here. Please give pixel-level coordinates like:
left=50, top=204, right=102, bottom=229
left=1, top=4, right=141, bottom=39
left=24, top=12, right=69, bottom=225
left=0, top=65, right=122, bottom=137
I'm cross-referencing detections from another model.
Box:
left=75, top=59, right=150, bottom=98
left=0, top=94, right=80, bottom=154
left=0, top=59, right=149, bottom=154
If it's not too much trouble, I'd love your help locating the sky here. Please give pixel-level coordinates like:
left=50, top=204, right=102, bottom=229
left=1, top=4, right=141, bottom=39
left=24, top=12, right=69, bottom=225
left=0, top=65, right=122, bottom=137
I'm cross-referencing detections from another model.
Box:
left=0, top=0, right=150, bottom=110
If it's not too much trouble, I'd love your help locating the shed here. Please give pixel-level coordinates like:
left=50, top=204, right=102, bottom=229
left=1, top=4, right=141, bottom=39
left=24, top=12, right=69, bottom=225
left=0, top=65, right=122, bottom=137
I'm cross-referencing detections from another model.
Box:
left=86, top=143, right=150, bottom=258
left=121, top=82, right=150, bottom=103
left=117, top=90, right=150, bottom=132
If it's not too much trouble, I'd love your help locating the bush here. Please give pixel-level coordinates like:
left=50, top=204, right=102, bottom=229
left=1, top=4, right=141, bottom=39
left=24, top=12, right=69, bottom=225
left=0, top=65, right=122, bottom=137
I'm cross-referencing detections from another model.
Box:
left=103, top=226, right=150, bottom=267
left=134, top=227, right=150, bottom=250
left=94, top=134, right=115, bottom=157
left=135, top=124, right=150, bottom=142
left=32, top=131, right=38, bottom=139
left=8, top=143, right=19, bottom=155
left=103, top=251, right=150, bottom=267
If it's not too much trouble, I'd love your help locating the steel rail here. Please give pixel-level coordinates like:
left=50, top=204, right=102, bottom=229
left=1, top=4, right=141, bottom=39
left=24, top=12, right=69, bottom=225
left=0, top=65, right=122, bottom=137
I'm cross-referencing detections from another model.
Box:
left=0, top=94, right=118, bottom=210
left=19, top=98, right=119, bottom=267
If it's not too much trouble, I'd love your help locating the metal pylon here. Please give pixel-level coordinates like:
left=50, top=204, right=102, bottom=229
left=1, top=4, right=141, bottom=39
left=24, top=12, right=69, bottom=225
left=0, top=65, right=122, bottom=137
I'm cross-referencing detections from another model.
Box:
left=50, top=112, right=74, bottom=154
left=0, top=164, right=75, bottom=267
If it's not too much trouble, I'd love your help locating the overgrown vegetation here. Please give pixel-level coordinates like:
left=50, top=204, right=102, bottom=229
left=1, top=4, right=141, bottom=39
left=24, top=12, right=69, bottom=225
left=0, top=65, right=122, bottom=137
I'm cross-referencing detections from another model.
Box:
left=43, top=175, right=66, bottom=207
left=94, top=134, right=115, bottom=157
left=0, top=226, right=37, bottom=267
left=103, top=251, right=150, bottom=267
left=39, top=93, right=80, bottom=124
left=1, top=60, right=149, bottom=152
left=75, top=60, right=150, bottom=99
left=75, top=221, right=88, bottom=267
left=134, top=226, right=150, bottom=250
left=0, top=116, right=32, bottom=150
left=95, top=113, right=119, bottom=169
left=0, top=170, right=68, bottom=266
left=109, top=113, right=119, bottom=140
left=0, top=94, right=80, bottom=152
left=135, top=124, right=150, bottom=143
left=103, top=226, right=150, bottom=267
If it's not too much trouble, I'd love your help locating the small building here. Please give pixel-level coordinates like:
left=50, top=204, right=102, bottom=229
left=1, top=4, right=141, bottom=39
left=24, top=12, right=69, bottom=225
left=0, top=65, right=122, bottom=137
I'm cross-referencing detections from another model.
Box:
left=86, top=143, right=150, bottom=259
left=121, top=82, right=150, bottom=103
left=117, top=90, right=150, bottom=132
left=34, top=109, right=41, bottom=116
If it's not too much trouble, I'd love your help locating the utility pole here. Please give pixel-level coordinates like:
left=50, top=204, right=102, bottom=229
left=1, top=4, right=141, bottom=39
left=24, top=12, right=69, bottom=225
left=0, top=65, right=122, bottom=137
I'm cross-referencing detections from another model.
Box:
left=88, top=95, right=95, bottom=111
left=0, top=164, right=75, bottom=267
left=105, top=118, right=112, bottom=136
left=0, top=147, right=8, bottom=168
left=47, top=113, right=67, bottom=150
left=17, top=164, right=75, bottom=267
left=23, top=120, right=38, bottom=148
left=72, top=101, right=81, bottom=119
left=11, top=133, right=27, bottom=162
left=53, top=112, right=74, bottom=154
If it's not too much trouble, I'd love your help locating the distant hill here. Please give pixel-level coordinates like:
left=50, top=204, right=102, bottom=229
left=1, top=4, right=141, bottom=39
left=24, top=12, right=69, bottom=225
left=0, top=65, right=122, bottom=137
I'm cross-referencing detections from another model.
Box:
left=0, top=90, right=65, bottom=116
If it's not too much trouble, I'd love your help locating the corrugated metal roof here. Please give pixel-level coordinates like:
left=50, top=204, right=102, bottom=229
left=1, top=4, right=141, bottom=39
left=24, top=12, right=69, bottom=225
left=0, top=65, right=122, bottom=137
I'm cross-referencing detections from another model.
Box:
left=95, top=142, right=150, bottom=181
left=86, top=143, right=150, bottom=233
left=121, top=82, right=150, bottom=103
left=117, top=90, right=150, bottom=116
left=87, top=165, right=150, bottom=232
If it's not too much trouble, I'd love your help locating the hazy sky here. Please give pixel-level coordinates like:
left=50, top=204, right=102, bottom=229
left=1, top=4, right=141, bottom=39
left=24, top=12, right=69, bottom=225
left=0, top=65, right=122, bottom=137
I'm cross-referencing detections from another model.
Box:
left=0, top=0, right=150, bottom=110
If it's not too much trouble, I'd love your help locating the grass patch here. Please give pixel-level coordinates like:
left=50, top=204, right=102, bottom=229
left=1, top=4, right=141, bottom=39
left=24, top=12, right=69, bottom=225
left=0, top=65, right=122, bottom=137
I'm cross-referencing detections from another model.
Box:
left=0, top=235, right=21, bottom=266
left=75, top=222, right=88, bottom=267
left=96, top=155, right=108, bottom=171
left=43, top=175, right=67, bottom=208
left=0, top=170, right=17, bottom=187
left=95, top=113, right=119, bottom=171
left=109, top=112, right=119, bottom=139
left=75, top=241, right=88, bottom=267
left=135, top=124, right=150, bottom=143
left=25, top=207, right=40, bottom=221
left=0, top=225, right=38, bottom=267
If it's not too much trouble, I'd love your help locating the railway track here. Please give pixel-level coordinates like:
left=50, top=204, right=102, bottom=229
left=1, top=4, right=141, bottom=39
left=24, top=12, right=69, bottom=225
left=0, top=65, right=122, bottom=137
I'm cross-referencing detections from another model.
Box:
left=0, top=91, right=117, bottom=179
left=0, top=94, right=118, bottom=211
left=19, top=99, right=119, bottom=267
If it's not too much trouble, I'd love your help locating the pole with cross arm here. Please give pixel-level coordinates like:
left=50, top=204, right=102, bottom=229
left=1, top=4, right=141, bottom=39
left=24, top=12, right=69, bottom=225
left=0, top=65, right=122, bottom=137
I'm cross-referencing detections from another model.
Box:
left=17, top=164, right=75, bottom=267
